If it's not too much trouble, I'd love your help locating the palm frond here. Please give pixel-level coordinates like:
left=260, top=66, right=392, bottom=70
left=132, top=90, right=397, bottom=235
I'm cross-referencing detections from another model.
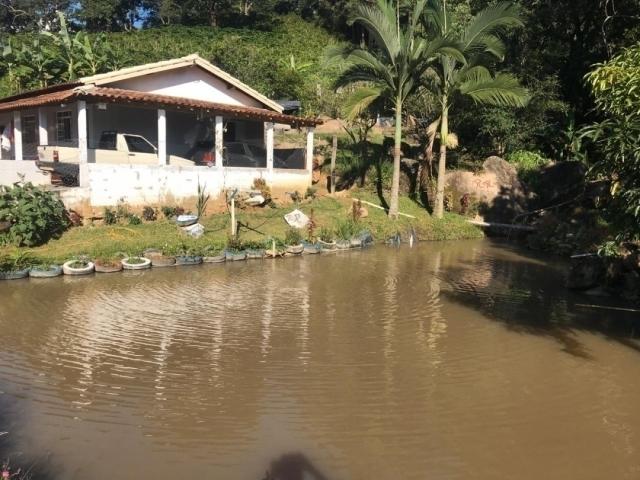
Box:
left=351, top=0, right=401, bottom=62
left=463, top=2, right=523, bottom=54
left=460, top=72, right=530, bottom=107
left=343, top=85, right=385, bottom=120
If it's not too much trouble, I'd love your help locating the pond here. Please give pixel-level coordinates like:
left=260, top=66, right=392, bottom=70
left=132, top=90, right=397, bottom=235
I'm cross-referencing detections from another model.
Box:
left=0, top=240, right=639, bottom=479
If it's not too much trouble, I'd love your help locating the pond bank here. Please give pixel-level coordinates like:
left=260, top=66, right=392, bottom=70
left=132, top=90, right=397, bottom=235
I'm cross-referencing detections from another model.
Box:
left=0, top=194, right=482, bottom=266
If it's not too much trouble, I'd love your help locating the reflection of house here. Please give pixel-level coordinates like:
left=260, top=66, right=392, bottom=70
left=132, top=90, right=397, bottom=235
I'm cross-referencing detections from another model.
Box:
left=0, top=54, right=320, bottom=207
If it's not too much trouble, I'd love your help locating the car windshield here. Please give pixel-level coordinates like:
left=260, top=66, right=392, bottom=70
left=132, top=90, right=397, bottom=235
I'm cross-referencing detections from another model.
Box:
left=124, top=135, right=156, bottom=154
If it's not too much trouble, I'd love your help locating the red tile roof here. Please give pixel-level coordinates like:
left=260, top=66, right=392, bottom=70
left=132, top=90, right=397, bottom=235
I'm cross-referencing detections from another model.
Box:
left=0, top=86, right=322, bottom=127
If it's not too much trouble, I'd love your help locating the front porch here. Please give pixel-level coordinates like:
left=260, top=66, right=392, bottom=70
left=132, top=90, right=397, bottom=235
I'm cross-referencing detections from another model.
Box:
left=0, top=88, right=317, bottom=208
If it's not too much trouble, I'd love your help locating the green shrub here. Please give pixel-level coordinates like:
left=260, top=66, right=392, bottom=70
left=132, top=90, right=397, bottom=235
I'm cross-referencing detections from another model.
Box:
left=335, top=218, right=358, bottom=240
left=0, top=182, right=69, bottom=246
left=103, top=207, right=118, bottom=225
left=284, top=227, right=303, bottom=245
left=507, top=150, right=548, bottom=173
left=128, top=214, right=142, bottom=225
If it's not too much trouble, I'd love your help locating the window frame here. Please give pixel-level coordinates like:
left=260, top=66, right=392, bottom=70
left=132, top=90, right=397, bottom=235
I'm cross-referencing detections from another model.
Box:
left=56, top=111, right=73, bottom=143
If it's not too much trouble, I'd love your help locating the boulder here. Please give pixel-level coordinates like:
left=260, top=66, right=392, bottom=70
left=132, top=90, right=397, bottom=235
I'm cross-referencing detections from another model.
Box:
left=445, top=156, right=526, bottom=222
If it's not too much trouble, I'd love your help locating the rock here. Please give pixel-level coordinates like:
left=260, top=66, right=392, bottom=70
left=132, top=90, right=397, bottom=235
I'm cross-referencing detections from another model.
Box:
left=567, top=255, right=603, bottom=290
left=182, top=223, right=204, bottom=238
left=622, top=271, right=640, bottom=300
left=358, top=206, right=368, bottom=218
left=284, top=209, right=309, bottom=229
left=445, top=156, right=527, bottom=222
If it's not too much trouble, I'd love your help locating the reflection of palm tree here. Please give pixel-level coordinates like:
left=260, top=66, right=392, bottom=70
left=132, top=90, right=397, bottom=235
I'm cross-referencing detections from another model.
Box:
left=262, top=452, right=329, bottom=480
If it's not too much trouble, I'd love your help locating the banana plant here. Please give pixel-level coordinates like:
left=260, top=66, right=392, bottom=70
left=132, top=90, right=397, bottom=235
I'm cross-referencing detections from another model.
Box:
left=42, top=11, right=84, bottom=81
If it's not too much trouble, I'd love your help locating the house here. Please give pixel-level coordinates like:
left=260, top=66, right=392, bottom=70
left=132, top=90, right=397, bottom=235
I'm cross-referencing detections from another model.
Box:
left=0, top=54, right=320, bottom=209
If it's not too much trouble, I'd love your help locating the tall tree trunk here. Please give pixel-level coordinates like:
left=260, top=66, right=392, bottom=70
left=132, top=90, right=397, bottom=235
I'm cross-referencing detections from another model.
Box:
left=388, top=98, right=403, bottom=218
left=434, top=99, right=448, bottom=219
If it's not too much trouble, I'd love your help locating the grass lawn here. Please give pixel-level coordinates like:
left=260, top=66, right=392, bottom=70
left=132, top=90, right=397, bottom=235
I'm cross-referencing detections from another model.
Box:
left=0, top=193, right=482, bottom=264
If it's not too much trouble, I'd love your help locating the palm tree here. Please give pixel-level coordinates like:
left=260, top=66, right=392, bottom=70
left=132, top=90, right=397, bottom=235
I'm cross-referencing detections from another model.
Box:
left=423, top=0, right=529, bottom=218
left=328, top=0, right=463, bottom=218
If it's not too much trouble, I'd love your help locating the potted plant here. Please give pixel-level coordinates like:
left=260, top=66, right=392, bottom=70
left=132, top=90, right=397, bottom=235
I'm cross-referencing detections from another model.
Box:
left=29, top=261, right=63, bottom=278
left=284, top=227, right=303, bottom=255
left=62, top=256, right=95, bottom=275
left=224, top=235, right=247, bottom=261
left=0, top=253, right=32, bottom=280
left=121, top=255, right=152, bottom=270
left=172, top=243, right=203, bottom=266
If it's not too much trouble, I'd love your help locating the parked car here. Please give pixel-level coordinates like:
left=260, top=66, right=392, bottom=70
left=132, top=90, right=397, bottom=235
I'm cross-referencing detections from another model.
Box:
left=38, top=132, right=195, bottom=166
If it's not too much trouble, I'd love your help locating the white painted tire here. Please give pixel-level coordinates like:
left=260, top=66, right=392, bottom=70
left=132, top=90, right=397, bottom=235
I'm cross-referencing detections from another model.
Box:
left=62, top=261, right=95, bottom=276
left=121, top=257, right=152, bottom=270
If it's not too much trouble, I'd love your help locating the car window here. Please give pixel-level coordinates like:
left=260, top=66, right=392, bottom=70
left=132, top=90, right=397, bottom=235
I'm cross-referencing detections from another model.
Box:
left=125, top=135, right=156, bottom=154
left=99, top=132, right=117, bottom=150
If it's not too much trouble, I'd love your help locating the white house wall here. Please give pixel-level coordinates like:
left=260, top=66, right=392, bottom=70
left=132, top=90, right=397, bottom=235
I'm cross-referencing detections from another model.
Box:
left=108, top=66, right=264, bottom=108
left=84, top=164, right=310, bottom=207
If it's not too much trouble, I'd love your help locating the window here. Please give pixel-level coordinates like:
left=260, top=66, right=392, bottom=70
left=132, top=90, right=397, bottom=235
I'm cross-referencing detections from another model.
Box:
left=56, top=111, right=72, bottom=142
left=124, top=135, right=156, bottom=154
left=22, top=115, right=36, bottom=144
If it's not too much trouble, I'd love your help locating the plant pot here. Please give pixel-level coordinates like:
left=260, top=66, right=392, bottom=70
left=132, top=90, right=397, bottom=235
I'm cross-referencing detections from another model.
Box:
left=176, top=214, right=198, bottom=227
left=203, top=254, right=226, bottom=263
left=29, top=265, right=63, bottom=278
left=151, top=255, right=176, bottom=267
left=63, top=261, right=95, bottom=275
left=285, top=244, right=304, bottom=255
left=302, top=243, right=321, bottom=254
left=349, top=238, right=363, bottom=248
left=143, top=248, right=163, bottom=258
left=121, top=257, right=152, bottom=270
left=225, top=250, right=247, bottom=262
left=246, top=249, right=265, bottom=259
left=0, top=268, right=30, bottom=280
left=94, top=260, right=124, bottom=273
left=318, top=240, right=337, bottom=250
left=175, top=255, right=203, bottom=266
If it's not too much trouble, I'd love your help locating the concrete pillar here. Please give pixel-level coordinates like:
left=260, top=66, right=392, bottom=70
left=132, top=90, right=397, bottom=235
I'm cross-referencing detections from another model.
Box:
left=38, top=108, right=48, bottom=146
left=305, top=126, right=315, bottom=178
left=77, top=100, right=88, bottom=187
left=13, top=111, right=22, bottom=161
left=265, top=122, right=274, bottom=174
left=215, top=116, right=224, bottom=167
left=157, top=109, right=167, bottom=166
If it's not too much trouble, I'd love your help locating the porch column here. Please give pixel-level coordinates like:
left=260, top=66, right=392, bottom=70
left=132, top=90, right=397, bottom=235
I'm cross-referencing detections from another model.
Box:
left=77, top=100, right=88, bottom=187
left=265, top=122, right=274, bottom=176
left=214, top=116, right=224, bottom=167
left=158, top=109, right=167, bottom=166
left=13, top=111, right=22, bottom=161
left=305, top=126, right=315, bottom=178
left=38, top=108, right=48, bottom=146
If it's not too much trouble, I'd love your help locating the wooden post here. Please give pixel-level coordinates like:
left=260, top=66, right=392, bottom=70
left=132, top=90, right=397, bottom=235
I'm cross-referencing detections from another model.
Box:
left=330, top=134, right=337, bottom=194
left=230, top=196, right=236, bottom=236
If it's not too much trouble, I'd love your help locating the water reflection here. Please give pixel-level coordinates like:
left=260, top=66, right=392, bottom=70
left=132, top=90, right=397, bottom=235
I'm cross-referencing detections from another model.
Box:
left=0, top=240, right=639, bottom=479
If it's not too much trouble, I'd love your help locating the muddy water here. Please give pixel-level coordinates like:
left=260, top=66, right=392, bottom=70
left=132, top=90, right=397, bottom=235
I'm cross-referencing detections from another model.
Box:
left=0, top=240, right=639, bottom=479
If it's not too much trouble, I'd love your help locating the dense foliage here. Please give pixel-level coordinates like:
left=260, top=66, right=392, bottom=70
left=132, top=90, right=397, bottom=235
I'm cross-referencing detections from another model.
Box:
left=0, top=182, right=69, bottom=247
left=582, top=44, right=640, bottom=239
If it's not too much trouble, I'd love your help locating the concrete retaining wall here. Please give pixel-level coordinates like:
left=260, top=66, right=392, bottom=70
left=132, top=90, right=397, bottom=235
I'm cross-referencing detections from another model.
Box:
left=0, top=160, right=51, bottom=186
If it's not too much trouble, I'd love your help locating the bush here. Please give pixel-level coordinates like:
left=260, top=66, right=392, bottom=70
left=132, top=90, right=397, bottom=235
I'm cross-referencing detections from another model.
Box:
left=507, top=150, right=548, bottom=173
left=142, top=206, right=157, bottom=221
left=128, top=214, right=142, bottom=225
left=335, top=218, right=358, bottom=240
left=284, top=227, right=303, bottom=245
left=0, top=182, right=69, bottom=246
left=103, top=207, right=118, bottom=225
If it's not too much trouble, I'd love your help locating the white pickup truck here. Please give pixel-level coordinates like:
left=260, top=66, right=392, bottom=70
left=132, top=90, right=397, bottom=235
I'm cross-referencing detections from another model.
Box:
left=38, top=132, right=195, bottom=166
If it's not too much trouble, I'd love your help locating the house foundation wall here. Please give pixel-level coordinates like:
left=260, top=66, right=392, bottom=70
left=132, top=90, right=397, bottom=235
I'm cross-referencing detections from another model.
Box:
left=57, top=164, right=311, bottom=209
left=0, top=161, right=50, bottom=186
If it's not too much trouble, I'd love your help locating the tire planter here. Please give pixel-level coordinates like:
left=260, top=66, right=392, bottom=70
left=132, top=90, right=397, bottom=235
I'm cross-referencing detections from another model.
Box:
left=121, top=257, right=152, bottom=270
left=285, top=244, right=304, bottom=255
left=63, top=261, right=95, bottom=276
left=246, top=249, right=265, bottom=259
left=0, top=268, right=30, bottom=280
left=225, top=250, right=247, bottom=262
left=302, top=243, right=321, bottom=255
left=336, top=240, right=351, bottom=250
left=143, top=248, right=163, bottom=258
left=318, top=240, right=337, bottom=251
left=29, top=265, right=63, bottom=278
left=151, top=255, right=176, bottom=267
left=94, top=261, right=124, bottom=273
left=175, top=255, right=203, bottom=266
left=350, top=238, right=363, bottom=248
left=176, top=215, right=198, bottom=227
left=203, top=254, right=226, bottom=264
